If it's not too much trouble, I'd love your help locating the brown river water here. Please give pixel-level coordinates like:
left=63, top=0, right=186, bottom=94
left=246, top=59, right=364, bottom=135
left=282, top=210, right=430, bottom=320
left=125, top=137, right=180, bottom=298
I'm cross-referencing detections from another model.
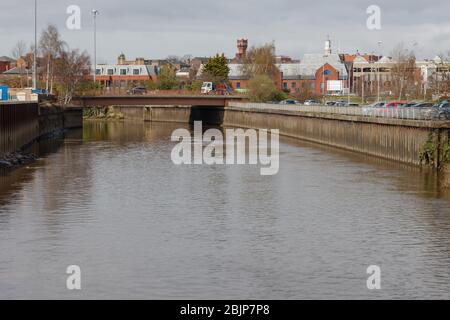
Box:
left=0, top=121, right=449, bottom=299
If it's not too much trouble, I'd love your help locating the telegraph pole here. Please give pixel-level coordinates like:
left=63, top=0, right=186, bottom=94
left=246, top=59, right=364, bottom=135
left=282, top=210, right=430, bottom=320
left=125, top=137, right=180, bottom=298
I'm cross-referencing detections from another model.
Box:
left=33, top=0, right=37, bottom=89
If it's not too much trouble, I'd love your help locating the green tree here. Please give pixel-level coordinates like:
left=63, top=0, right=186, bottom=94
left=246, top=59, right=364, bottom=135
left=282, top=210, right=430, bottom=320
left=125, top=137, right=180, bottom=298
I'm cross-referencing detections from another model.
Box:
left=201, top=53, right=230, bottom=82
left=156, top=65, right=179, bottom=90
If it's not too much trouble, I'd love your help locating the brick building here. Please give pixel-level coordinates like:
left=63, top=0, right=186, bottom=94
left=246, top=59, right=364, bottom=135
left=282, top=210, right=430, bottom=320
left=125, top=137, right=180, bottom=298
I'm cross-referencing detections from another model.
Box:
left=95, top=54, right=158, bottom=90
left=0, top=56, right=14, bottom=73
left=226, top=38, right=349, bottom=95
left=279, top=51, right=349, bottom=95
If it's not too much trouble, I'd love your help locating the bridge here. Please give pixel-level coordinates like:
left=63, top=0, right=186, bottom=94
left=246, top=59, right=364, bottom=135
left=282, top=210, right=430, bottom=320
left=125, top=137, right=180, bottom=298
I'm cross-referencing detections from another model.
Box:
left=72, top=95, right=245, bottom=108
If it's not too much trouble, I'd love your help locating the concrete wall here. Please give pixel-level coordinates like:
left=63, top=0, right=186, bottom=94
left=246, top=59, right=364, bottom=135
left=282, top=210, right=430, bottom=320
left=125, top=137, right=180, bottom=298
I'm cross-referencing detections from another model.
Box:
left=1, top=102, right=83, bottom=157
left=144, top=105, right=192, bottom=123
left=86, top=105, right=193, bottom=123
left=1, top=102, right=39, bottom=157
left=223, top=107, right=448, bottom=167
left=39, top=106, right=83, bottom=137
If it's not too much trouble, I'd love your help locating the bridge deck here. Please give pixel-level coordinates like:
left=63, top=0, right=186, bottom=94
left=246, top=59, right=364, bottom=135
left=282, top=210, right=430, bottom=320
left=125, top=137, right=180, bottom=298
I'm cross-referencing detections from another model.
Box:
left=72, top=95, right=244, bottom=107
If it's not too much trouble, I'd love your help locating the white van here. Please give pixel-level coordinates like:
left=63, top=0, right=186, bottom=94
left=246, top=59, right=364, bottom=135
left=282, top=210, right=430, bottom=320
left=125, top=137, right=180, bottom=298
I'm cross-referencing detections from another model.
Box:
left=201, top=82, right=213, bottom=94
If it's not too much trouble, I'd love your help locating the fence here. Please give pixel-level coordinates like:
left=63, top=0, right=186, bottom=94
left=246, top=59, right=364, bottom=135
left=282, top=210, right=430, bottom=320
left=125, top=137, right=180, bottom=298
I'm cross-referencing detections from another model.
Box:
left=227, top=102, right=445, bottom=121
left=0, top=102, right=39, bottom=157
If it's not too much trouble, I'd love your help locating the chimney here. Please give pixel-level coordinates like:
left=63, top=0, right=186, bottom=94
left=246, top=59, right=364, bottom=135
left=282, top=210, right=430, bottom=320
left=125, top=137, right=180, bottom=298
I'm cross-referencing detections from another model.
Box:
left=324, top=36, right=332, bottom=56
left=236, top=39, right=248, bottom=60
left=118, top=53, right=126, bottom=65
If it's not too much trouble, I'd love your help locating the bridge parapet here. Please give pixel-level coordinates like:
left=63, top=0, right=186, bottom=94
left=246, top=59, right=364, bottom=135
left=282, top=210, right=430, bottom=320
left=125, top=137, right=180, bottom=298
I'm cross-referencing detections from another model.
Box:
left=72, top=95, right=245, bottom=108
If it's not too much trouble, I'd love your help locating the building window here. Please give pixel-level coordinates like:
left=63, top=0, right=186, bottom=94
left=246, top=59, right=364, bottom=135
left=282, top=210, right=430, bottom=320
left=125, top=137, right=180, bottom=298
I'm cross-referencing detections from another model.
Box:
left=95, top=69, right=101, bottom=75
left=120, top=69, right=127, bottom=75
left=107, top=69, right=114, bottom=75
left=291, top=82, right=296, bottom=88
left=283, top=82, right=288, bottom=90
left=133, top=69, right=140, bottom=75
left=236, top=82, right=241, bottom=89
left=324, top=70, right=331, bottom=76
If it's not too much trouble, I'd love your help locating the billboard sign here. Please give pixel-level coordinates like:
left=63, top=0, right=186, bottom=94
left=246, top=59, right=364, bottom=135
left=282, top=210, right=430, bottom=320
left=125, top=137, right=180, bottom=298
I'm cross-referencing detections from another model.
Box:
left=327, top=80, right=343, bottom=91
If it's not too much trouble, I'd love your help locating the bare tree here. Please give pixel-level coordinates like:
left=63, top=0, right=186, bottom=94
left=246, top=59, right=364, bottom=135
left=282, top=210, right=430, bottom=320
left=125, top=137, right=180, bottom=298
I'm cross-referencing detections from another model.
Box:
left=39, top=24, right=66, bottom=94
left=390, top=43, right=416, bottom=100
left=433, top=52, right=450, bottom=97
left=10, top=40, right=28, bottom=88
left=11, top=40, right=27, bottom=60
left=54, top=48, right=90, bottom=105
left=241, top=42, right=277, bottom=80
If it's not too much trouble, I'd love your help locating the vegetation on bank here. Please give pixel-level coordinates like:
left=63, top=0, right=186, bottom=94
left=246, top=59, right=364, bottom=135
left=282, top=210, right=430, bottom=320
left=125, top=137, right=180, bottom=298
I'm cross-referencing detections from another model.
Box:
left=419, top=131, right=450, bottom=167
left=83, top=107, right=124, bottom=120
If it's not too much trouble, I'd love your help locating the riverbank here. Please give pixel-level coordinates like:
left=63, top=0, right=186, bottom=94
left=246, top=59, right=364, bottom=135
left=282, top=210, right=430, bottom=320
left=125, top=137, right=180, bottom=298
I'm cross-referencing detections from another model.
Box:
left=0, top=151, right=37, bottom=168
left=0, top=102, right=83, bottom=169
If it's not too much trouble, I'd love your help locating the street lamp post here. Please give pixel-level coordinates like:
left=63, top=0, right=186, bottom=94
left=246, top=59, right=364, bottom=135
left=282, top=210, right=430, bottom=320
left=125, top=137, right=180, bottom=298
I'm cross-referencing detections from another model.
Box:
left=33, top=0, right=37, bottom=90
left=92, top=10, right=99, bottom=83
left=377, top=41, right=382, bottom=102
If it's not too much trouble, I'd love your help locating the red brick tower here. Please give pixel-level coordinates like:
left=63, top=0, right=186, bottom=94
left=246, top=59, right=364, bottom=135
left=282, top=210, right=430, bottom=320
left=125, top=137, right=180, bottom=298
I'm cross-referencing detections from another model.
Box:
left=236, top=39, right=248, bottom=61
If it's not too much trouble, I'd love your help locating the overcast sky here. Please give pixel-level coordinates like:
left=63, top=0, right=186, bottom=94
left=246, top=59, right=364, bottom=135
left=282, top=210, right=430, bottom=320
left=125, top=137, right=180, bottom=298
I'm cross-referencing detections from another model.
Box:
left=1, top=0, right=449, bottom=63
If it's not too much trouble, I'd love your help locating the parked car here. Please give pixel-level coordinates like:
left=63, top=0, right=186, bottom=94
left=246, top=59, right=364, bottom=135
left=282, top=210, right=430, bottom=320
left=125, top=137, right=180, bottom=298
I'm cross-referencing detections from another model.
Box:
left=334, top=101, right=349, bottom=107
left=401, top=102, right=420, bottom=108
left=280, top=99, right=299, bottom=105
left=127, top=86, right=147, bottom=95
left=304, top=100, right=320, bottom=106
left=362, top=101, right=388, bottom=116
left=433, top=102, right=450, bottom=119
left=410, top=102, right=433, bottom=108
left=386, top=101, right=407, bottom=107
left=365, top=101, right=387, bottom=108
left=326, top=101, right=337, bottom=106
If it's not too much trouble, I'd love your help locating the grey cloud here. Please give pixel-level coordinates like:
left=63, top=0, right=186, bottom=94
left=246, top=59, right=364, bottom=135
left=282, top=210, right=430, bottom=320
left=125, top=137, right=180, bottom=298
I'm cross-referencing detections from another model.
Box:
left=1, top=0, right=449, bottom=62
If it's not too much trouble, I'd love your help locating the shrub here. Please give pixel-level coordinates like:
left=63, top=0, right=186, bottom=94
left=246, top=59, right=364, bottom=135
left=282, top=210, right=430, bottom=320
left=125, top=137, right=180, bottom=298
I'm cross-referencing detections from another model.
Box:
left=247, top=75, right=286, bottom=102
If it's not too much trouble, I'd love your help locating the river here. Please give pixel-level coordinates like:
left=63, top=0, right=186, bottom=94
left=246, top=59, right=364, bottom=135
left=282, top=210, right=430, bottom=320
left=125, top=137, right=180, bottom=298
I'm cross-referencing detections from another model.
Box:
left=0, top=121, right=449, bottom=299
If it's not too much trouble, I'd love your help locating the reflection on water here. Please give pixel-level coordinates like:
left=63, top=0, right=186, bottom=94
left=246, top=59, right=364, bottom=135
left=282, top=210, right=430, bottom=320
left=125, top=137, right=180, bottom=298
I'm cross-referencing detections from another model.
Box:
left=0, top=121, right=449, bottom=299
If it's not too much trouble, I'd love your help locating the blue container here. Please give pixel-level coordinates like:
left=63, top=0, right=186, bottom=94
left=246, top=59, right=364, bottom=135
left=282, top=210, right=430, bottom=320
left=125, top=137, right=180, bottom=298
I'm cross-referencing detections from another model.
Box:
left=0, top=85, right=8, bottom=100
left=32, top=89, right=48, bottom=94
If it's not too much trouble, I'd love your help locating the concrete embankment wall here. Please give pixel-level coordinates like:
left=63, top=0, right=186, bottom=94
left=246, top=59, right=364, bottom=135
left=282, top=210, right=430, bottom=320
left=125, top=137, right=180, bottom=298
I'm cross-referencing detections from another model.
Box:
left=39, top=106, right=83, bottom=137
left=1, top=102, right=83, bottom=157
left=1, top=102, right=39, bottom=157
left=223, top=105, right=450, bottom=167
left=85, top=104, right=450, bottom=168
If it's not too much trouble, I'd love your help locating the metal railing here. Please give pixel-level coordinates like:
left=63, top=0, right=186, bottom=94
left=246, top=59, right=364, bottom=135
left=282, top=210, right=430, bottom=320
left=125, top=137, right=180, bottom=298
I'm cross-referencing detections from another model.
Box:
left=227, top=102, right=447, bottom=121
